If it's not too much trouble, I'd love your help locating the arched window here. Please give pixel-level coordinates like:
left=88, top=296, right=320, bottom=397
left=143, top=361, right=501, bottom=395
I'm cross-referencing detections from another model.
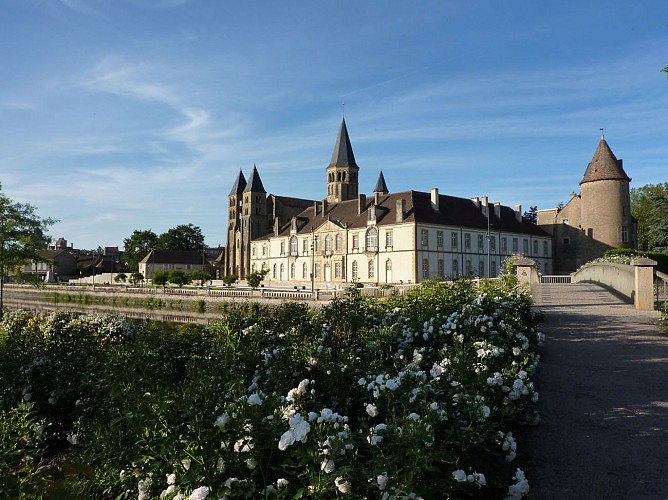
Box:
left=252, top=264, right=256, bottom=273
left=302, top=262, right=308, bottom=279
left=385, top=259, right=392, bottom=283
left=368, top=259, right=375, bottom=279
left=280, top=263, right=284, bottom=280
left=366, top=227, right=378, bottom=251
left=325, top=235, right=332, bottom=252
left=290, top=236, right=298, bottom=256
left=290, top=262, right=295, bottom=278
left=335, top=233, right=342, bottom=251
left=352, top=260, right=358, bottom=280
left=272, top=264, right=277, bottom=279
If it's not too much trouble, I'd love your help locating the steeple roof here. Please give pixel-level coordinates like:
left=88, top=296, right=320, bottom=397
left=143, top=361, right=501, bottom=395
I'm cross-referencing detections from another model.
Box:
left=374, top=170, right=389, bottom=194
left=244, top=165, right=266, bottom=193
left=580, top=138, right=631, bottom=185
left=329, top=117, right=359, bottom=169
left=229, top=169, right=247, bottom=196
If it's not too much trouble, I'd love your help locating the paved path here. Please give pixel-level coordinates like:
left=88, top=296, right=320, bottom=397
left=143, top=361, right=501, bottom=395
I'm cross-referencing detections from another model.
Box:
left=521, top=283, right=667, bottom=500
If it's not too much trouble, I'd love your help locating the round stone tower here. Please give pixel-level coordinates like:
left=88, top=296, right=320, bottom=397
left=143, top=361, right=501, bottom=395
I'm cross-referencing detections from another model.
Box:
left=579, top=137, right=633, bottom=250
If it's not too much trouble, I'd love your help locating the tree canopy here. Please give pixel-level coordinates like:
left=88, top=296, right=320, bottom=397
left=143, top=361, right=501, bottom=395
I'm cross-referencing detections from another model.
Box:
left=157, top=224, right=204, bottom=252
left=631, top=182, right=668, bottom=251
left=0, top=185, right=55, bottom=317
left=123, top=230, right=158, bottom=272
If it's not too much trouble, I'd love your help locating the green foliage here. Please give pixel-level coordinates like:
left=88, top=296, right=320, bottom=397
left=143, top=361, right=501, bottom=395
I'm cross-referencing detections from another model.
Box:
left=522, top=206, right=538, bottom=223
left=189, top=269, right=212, bottom=286
left=167, top=269, right=191, bottom=287
left=122, top=230, right=158, bottom=272
left=129, top=271, right=144, bottom=285
left=246, top=269, right=268, bottom=289
left=157, top=224, right=204, bottom=252
left=113, top=272, right=127, bottom=283
left=631, top=183, right=668, bottom=251
left=152, top=270, right=169, bottom=287
left=0, top=280, right=542, bottom=498
left=604, top=248, right=668, bottom=274
left=222, top=274, right=237, bottom=286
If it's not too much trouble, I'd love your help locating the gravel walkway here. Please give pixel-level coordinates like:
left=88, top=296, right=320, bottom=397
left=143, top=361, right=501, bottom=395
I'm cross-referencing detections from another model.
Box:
left=521, top=283, right=667, bottom=500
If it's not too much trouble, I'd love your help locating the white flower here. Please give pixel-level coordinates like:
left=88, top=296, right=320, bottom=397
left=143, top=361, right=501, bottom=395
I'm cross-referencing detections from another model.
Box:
left=278, top=430, right=295, bottom=451
left=366, top=403, right=378, bottom=417
left=234, top=437, right=254, bottom=453
left=335, top=476, right=351, bottom=493
left=167, top=474, right=176, bottom=485
left=246, top=458, right=258, bottom=470
left=216, top=457, right=225, bottom=473
left=321, top=458, right=336, bottom=473
left=160, top=485, right=176, bottom=499
left=247, top=393, right=263, bottom=405
left=377, top=473, right=388, bottom=490
left=66, top=433, right=80, bottom=445
left=276, top=478, right=289, bottom=489
left=181, top=459, right=191, bottom=470
left=407, top=412, right=420, bottom=421
left=452, top=470, right=467, bottom=482
left=214, top=414, right=230, bottom=429
left=481, top=406, right=491, bottom=418
left=188, top=486, right=210, bottom=500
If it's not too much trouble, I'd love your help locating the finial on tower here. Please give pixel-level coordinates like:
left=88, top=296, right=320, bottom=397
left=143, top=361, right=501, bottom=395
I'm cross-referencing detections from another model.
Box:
left=600, top=128, right=605, bottom=139
left=342, top=101, right=345, bottom=118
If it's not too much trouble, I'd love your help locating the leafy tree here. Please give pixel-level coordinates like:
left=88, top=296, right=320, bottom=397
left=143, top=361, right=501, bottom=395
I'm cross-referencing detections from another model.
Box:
left=152, top=270, right=169, bottom=287
left=222, top=274, right=237, bottom=286
left=631, top=183, right=668, bottom=251
left=522, top=206, right=538, bottom=224
left=129, top=272, right=144, bottom=285
left=123, top=230, right=158, bottom=272
left=113, top=273, right=127, bottom=283
left=168, top=269, right=191, bottom=287
left=0, top=186, right=55, bottom=318
left=189, top=269, right=212, bottom=286
left=157, top=224, right=204, bottom=252
left=246, top=269, right=268, bottom=289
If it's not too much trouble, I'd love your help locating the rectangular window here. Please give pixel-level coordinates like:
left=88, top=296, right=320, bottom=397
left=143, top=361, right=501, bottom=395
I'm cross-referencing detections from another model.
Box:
left=477, top=234, right=484, bottom=251
left=386, top=230, right=393, bottom=248
left=422, top=258, right=429, bottom=279
left=452, top=258, right=458, bottom=276
left=451, top=232, right=458, bottom=250
left=280, top=241, right=286, bottom=255
left=335, top=262, right=342, bottom=278
left=438, top=258, right=444, bottom=277
left=491, top=260, right=497, bottom=278
left=335, top=233, right=342, bottom=251
left=315, top=263, right=321, bottom=278
left=533, top=240, right=538, bottom=256
left=352, top=234, right=359, bottom=250
left=314, top=236, right=321, bottom=252
left=437, top=231, right=444, bottom=247
left=543, top=241, right=548, bottom=256
left=303, top=239, right=308, bottom=253
left=523, top=239, right=529, bottom=255
left=465, top=259, right=472, bottom=276
left=563, top=237, right=570, bottom=245
left=479, top=260, right=484, bottom=277
left=465, top=233, right=471, bottom=250
left=501, top=237, right=507, bottom=253
left=421, top=229, right=429, bottom=247
left=512, top=238, right=519, bottom=253
left=621, top=226, right=629, bottom=243
left=490, top=235, right=496, bottom=251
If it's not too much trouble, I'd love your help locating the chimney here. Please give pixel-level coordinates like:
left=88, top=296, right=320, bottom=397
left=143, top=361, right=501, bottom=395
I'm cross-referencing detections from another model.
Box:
left=431, top=188, right=439, bottom=211
left=481, top=196, right=489, bottom=217
left=322, top=198, right=328, bottom=216
left=514, top=204, right=522, bottom=223
left=396, top=199, right=406, bottom=222
left=494, top=202, right=501, bottom=219
left=273, top=217, right=279, bottom=236
left=358, top=193, right=366, bottom=215
left=313, top=201, right=318, bottom=216
left=374, top=191, right=380, bottom=206
left=471, top=197, right=480, bottom=208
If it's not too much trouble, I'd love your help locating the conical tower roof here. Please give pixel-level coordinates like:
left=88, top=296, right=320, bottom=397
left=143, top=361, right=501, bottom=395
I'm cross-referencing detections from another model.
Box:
left=373, top=170, right=389, bottom=194
left=244, top=165, right=266, bottom=193
left=580, top=139, right=631, bottom=185
left=329, top=117, right=359, bottom=169
left=229, top=169, right=247, bottom=196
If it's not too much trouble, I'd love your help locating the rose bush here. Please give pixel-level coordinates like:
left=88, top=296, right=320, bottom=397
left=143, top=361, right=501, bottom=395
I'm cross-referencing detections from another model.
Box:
left=0, top=276, right=542, bottom=498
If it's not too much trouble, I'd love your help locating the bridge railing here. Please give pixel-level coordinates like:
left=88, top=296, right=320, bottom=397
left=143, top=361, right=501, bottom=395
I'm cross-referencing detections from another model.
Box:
left=540, top=275, right=573, bottom=284
left=656, top=270, right=668, bottom=313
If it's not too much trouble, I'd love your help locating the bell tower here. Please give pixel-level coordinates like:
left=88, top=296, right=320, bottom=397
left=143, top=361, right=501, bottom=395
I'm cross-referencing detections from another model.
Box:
left=326, top=117, right=359, bottom=203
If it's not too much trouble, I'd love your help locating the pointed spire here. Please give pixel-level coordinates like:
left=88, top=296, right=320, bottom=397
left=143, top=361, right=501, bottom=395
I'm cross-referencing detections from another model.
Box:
left=373, top=170, right=389, bottom=195
left=244, top=164, right=266, bottom=193
left=580, top=138, right=631, bottom=185
left=229, top=169, right=247, bottom=196
left=329, top=117, right=359, bottom=169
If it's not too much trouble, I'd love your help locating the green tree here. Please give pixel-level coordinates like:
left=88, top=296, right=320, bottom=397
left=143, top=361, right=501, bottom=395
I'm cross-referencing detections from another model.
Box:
left=0, top=186, right=55, bottom=318
left=631, top=183, right=668, bottom=251
left=129, top=272, right=144, bottom=285
left=113, top=273, right=127, bottom=283
left=189, top=269, right=212, bottom=286
left=246, top=269, right=268, bottom=289
left=152, top=270, right=169, bottom=287
left=157, top=224, right=204, bottom=252
left=168, top=269, right=191, bottom=287
left=123, top=230, right=158, bottom=272
left=522, top=206, right=538, bottom=224
left=222, top=274, right=237, bottom=286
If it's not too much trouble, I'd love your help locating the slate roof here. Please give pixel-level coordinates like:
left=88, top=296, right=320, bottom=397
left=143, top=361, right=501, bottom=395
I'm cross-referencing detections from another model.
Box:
left=374, top=170, right=389, bottom=194
left=229, top=170, right=247, bottom=196
left=139, top=250, right=204, bottom=265
left=329, top=117, right=358, bottom=169
left=580, top=139, right=631, bottom=184
left=244, top=165, right=266, bottom=193
left=273, top=190, right=550, bottom=237
left=272, top=195, right=316, bottom=209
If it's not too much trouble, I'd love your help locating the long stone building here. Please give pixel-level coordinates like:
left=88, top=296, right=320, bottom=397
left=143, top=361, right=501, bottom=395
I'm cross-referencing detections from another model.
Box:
left=226, top=117, right=554, bottom=286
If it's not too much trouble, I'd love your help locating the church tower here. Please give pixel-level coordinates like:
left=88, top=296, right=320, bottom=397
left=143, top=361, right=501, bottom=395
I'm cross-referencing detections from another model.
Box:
left=326, top=117, right=360, bottom=203
left=226, top=170, right=246, bottom=278
left=240, top=165, right=268, bottom=278
left=579, top=136, right=634, bottom=251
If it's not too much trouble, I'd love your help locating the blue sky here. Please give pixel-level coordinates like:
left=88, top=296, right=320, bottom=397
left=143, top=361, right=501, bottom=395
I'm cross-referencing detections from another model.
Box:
left=1, top=0, right=667, bottom=250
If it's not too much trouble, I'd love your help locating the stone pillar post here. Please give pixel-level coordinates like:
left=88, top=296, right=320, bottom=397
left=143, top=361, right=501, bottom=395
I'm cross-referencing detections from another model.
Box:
left=632, top=258, right=657, bottom=311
